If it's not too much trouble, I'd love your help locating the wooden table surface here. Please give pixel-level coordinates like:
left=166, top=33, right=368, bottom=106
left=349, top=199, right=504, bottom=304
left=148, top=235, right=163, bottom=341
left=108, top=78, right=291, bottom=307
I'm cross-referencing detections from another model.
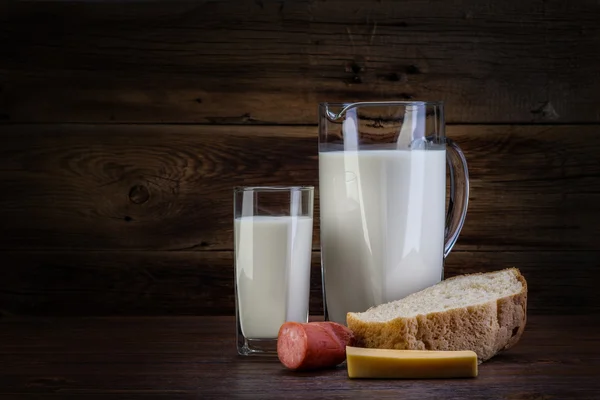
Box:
left=1, top=315, right=599, bottom=399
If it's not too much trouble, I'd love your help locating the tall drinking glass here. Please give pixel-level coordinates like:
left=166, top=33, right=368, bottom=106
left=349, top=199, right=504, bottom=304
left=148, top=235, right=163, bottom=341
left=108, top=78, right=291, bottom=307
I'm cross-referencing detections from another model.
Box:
left=234, top=186, right=314, bottom=355
left=318, top=101, right=469, bottom=324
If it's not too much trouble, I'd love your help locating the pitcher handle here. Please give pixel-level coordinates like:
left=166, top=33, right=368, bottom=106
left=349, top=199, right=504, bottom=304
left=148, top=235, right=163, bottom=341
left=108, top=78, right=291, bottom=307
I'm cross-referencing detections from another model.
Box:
left=444, top=138, right=469, bottom=258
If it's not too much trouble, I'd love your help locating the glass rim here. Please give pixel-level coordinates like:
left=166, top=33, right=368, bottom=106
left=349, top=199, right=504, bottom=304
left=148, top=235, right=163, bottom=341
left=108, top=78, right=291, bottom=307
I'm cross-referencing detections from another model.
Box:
left=320, top=100, right=443, bottom=108
left=234, top=185, right=314, bottom=192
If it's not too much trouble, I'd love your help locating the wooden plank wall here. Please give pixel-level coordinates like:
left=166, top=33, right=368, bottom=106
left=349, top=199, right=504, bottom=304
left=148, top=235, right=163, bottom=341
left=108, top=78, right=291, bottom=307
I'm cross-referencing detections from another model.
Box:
left=0, top=1, right=599, bottom=316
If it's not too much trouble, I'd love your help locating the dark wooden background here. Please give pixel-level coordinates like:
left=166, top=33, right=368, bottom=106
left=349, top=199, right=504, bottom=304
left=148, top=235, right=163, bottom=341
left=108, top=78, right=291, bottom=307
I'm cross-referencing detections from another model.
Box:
left=1, top=0, right=599, bottom=317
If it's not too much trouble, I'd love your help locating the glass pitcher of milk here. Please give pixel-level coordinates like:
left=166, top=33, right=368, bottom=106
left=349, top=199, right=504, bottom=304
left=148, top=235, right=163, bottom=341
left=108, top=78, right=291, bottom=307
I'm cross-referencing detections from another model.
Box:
left=318, top=101, right=469, bottom=324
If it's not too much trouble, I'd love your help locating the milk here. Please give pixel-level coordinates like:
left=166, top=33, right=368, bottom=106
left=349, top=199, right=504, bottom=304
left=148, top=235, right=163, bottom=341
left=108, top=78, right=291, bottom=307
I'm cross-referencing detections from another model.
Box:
left=235, top=215, right=313, bottom=339
left=319, top=148, right=446, bottom=324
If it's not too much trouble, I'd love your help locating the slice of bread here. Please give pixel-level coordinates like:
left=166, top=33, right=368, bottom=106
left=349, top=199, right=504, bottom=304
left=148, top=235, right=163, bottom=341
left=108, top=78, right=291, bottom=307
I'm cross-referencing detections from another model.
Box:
left=346, top=268, right=527, bottom=362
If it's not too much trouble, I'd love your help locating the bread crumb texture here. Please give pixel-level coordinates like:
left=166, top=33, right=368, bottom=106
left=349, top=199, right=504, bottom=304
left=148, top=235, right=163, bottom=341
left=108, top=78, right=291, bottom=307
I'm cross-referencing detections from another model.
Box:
left=347, top=268, right=528, bottom=362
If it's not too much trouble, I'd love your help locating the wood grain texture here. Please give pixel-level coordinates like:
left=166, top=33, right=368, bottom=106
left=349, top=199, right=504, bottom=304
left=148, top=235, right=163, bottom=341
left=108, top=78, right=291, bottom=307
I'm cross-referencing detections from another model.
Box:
left=0, top=124, right=317, bottom=251
left=0, top=124, right=598, bottom=251
left=0, top=316, right=598, bottom=399
left=1, top=0, right=600, bottom=123
left=1, top=250, right=598, bottom=316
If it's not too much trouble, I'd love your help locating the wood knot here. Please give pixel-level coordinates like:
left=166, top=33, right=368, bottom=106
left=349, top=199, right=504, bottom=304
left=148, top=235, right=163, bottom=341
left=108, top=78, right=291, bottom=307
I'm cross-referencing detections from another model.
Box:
left=386, top=72, right=401, bottom=82
left=531, top=101, right=559, bottom=120
left=348, top=62, right=363, bottom=74
left=406, top=65, right=421, bottom=74
left=345, top=58, right=365, bottom=84
left=129, top=185, right=150, bottom=204
left=378, top=72, right=408, bottom=83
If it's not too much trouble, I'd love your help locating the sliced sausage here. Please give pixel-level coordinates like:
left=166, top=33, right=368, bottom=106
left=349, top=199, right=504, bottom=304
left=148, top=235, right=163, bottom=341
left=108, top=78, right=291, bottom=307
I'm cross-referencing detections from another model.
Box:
left=277, top=321, right=355, bottom=371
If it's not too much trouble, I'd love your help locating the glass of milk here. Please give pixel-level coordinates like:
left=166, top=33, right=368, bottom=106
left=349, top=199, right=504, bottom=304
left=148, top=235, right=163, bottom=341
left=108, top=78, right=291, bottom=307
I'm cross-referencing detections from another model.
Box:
left=234, top=186, right=314, bottom=355
left=318, top=101, right=469, bottom=324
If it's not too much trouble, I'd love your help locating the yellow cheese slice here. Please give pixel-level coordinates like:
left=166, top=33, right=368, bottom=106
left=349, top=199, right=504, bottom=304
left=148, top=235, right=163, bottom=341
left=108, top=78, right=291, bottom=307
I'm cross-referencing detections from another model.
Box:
left=346, top=346, right=478, bottom=379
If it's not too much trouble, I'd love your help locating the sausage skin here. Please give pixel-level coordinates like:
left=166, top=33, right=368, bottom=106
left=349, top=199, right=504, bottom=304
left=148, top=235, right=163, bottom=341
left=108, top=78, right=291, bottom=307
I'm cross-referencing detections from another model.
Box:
left=277, top=321, right=355, bottom=371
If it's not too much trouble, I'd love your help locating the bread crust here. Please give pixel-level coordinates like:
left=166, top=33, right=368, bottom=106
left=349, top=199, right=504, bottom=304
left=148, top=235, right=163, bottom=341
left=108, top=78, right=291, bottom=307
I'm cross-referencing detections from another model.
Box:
left=346, top=268, right=528, bottom=363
